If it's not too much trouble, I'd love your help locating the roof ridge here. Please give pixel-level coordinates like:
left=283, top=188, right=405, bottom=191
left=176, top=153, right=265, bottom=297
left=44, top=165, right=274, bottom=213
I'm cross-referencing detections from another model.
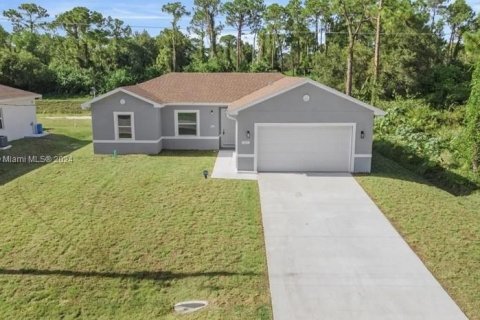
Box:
left=136, top=71, right=286, bottom=86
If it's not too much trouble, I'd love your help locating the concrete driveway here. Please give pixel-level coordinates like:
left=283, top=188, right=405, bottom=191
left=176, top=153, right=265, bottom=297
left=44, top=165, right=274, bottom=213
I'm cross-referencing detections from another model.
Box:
left=258, top=173, right=466, bottom=320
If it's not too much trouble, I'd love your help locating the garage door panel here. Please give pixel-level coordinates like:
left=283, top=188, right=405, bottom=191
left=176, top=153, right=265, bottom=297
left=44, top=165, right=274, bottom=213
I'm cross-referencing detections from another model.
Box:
left=256, top=125, right=353, bottom=172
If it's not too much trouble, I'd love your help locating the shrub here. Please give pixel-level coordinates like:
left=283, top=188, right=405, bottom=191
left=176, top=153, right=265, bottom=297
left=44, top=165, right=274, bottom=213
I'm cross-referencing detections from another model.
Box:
left=49, top=64, right=94, bottom=95
left=101, top=69, right=134, bottom=92
left=374, top=98, right=479, bottom=193
left=0, top=49, right=55, bottom=93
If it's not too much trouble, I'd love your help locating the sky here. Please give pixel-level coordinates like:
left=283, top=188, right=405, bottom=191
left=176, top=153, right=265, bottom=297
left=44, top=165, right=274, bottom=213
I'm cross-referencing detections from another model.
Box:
left=0, top=0, right=479, bottom=38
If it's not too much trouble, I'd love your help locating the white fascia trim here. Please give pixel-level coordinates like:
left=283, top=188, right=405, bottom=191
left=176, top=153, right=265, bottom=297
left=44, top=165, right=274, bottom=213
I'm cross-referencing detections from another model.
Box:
left=254, top=123, right=357, bottom=127
left=113, top=111, right=135, bottom=141
left=81, top=88, right=163, bottom=109
left=94, top=138, right=162, bottom=144
left=237, top=170, right=257, bottom=174
left=174, top=110, right=200, bottom=136
left=354, top=154, right=372, bottom=158
left=225, top=111, right=237, bottom=121
left=158, top=102, right=228, bottom=108
left=93, top=136, right=220, bottom=143
left=229, top=78, right=386, bottom=117
left=237, top=154, right=254, bottom=158
left=253, top=123, right=356, bottom=173
left=162, top=136, right=219, bottom=140
left=0, top=95, right=42, bottom=104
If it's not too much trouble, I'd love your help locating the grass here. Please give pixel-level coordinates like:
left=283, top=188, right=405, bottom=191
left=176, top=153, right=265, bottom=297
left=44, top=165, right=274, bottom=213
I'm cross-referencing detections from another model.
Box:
left=0, top=118, right=271, bottom=319
left=0, top=117, right=91, bottom=185
left=355, top=153, right=480, bottom=320
left=37, top=98, right=90, bottom=115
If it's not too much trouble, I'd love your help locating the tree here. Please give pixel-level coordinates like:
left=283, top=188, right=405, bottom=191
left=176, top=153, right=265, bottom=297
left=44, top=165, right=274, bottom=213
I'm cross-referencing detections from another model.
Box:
left=104, top=17, right=132, bottom=70
left=426, top=0, right=446, bottom=32
left=0, top=49, right=54, bottom=92
left=375, top=0, right=441, bottom=100
left=124, top=31, right=160, bottom=82
left=192, top=0, right=223, bottom=58
left=464, top=30, right=480, bottom=61
left=249, top=4, right=263, bottom=63
left=285, top=0, right=312, bottom=76
left=305, top=0, right=329, bottom=51
left=370, top=0, right=383, bottom=104
left=162, top=2, right=190, bottom=71
left=156, top=29, right=193, bottom=72
left=332, top=0, right=373, bottom=95
left=443, top=0, right=475, bottom=62
left=220, top=34, right=236, bottom=70
left=264, top=4, right=285, bottom=70
left=465, top=31, right=480, bottom=172
left=189, top=11, right=208, bottom=62
left=0, top=26, right=8, bottom=48
left=3, top=3, right=49, bottom=33
left=224, top=0, right=265, bottom=71
left=53, top=7, right=107, bottom=69
left=465, top=60, right=480, bottom=172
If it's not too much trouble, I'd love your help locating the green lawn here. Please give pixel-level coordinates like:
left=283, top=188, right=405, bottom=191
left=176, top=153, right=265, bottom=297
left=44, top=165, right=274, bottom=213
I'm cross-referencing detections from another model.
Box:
left=37, top=98, right=90, bottom=115
left=356, top=154, right=480, bottom=320
left=0, top=118, right=271, bottom=319
left=0, top=117, right=91, bottom=185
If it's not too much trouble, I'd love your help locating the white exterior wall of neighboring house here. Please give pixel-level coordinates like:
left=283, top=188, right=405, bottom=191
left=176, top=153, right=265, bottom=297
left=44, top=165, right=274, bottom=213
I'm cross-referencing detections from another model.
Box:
left=0, top=98, right=37, bottom=141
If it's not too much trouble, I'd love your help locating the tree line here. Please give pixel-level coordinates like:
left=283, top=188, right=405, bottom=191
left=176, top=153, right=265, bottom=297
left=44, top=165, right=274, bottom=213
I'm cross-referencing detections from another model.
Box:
left=0, top=1, right=478, bottom=107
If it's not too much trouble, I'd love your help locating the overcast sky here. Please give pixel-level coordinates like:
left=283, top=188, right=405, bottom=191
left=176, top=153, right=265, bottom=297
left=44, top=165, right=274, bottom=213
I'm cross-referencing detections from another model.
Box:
left=0, top=0, right=479, bottom=38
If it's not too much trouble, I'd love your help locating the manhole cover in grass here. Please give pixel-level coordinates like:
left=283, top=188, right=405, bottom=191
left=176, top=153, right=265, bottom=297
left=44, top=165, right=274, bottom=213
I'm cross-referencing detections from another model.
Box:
left=174, top=301, right=208, bottom=314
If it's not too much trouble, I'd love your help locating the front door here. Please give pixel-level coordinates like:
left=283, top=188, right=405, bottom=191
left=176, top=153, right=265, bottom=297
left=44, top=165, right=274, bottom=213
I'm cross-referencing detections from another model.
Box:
left=220, top=108, right=235, bottom=148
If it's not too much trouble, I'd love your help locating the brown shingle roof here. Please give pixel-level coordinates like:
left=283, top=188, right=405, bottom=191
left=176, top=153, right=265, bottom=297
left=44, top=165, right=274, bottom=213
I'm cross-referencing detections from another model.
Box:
left=84, top=72, right=385, bottom=115
left=228, top=77, right=306, bottom=112
left=131, top=72, right=285, bottom=104
left=0, top=84, right=41, bottom=101
left=122, top=85, right=163, bottom=104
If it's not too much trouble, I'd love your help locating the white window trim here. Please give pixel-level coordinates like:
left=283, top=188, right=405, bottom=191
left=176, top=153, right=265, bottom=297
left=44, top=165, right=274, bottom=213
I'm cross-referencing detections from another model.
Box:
left=113, top=112, right=135, bottom=141
left=174, top=110, right=200, bottom=137
left=0, top=108, right=4, bottom=130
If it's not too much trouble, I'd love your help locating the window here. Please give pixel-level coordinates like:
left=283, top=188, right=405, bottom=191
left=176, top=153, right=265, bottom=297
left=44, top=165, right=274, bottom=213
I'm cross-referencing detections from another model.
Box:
left=114, top=112, right=134, bottom=140
left=175, top=111, right=199, bottom=136
left=0, top=108, right=3, bottom=129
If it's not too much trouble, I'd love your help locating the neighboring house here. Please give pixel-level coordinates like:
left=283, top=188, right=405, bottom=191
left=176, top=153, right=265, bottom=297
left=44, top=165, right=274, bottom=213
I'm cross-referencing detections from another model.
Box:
left=82, top=73, right=385, bottom=173
left=0, top=84, right=42, bottom=142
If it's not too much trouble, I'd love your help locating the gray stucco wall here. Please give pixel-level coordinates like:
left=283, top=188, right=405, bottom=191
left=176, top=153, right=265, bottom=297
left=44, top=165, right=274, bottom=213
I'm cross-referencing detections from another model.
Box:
left=93, top=141, right=162, bottom=155
left=161, top=105, right=222, bottom=137
left=237, top=157, right=254, bottom=171
left=233, top=82, right=375, bottom=172
left=162, top=138, right=219, bottom=150
left=91, top=94, right=223, bottom=153
left=92, top=91, right=161, bottom=142
left=354, top=157, right=372, bottom=173
left=160, top=105, right=223, bottom=150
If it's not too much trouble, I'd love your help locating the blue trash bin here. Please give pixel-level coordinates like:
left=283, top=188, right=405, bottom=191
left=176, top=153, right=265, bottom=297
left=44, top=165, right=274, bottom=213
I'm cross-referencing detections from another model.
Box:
left=36, top=123, right=43, bottom=134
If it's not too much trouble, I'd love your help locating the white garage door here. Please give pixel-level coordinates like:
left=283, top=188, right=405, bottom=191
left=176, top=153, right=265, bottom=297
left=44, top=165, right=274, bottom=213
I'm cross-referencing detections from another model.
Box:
left=256, top=124, right=354, bottom=172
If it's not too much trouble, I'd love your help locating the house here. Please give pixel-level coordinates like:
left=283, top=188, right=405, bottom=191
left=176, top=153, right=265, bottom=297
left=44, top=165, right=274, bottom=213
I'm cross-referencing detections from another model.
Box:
left=0, top=84, right=42, bottom=142
left=82, top=73, right=385, bottom=173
